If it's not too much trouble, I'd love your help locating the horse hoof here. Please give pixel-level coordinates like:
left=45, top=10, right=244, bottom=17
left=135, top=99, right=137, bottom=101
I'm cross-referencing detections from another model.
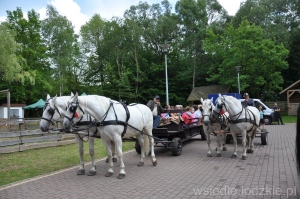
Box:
left=247, top=149, right=254, bottom=153
left=231, top=154, right=237, bottom=158
left=223, top=147, right=227, bottom=151
left=242, top=156, right=247, bottom=160
left=87, top=170, right=96, bottom=176
left=118, top=173, right=126, bottom=179
left=113, top=157, right=117, bottom=162
left=105, top=172, right=113, bottom=177
left=77, top=169, right=85, bottom=175
left=216, top=153, right=222, bottom=157
left=138, top=162, right=144, bottom=167
left=207, top=153, right=212, bottom=157
left=105, top=158, right=109, bottom=163
left=152, top=160, right=157, bottom=166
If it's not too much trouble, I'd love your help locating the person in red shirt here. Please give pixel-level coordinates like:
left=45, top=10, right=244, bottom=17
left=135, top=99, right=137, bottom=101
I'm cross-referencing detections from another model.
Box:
left=182, top=106, right=195, bottom=127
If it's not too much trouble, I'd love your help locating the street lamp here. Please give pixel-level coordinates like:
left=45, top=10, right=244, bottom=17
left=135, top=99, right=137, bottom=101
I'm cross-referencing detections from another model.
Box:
left=161, top=44, right=170, bottom=105
left=235, top=66, right=241, bottom=94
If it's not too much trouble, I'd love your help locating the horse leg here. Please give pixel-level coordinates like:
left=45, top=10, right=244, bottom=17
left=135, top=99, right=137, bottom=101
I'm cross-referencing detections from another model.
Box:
left=216, top=133, right=222, bottom=157
left=206, top=126, right=212, bottom=157
left=114, top=135, right=126, bottom=179
left=231, top=131, right=238, bottom=158
left=112, top=141, right=118, bottom=162
left=105, top=141, right=117, bottom=163
left=149, top=136, right=157, bottom=166
left=101, top=137, right=114, bottom=177
left=136, top=134, right=145, bottom=166
left=247, top=130, right=255, bottom=153
left=241, top=130, right=247, bottom=160
left=86, top=137, right=97, bottom=176
left=74, top=134, right=85, bottom=175
left=222, top=132, right=227, bottom=151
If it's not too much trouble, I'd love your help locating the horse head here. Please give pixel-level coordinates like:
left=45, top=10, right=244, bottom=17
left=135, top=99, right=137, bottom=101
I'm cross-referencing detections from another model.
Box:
left=40, top=94, right=61, bottom=132
left=63, top=92, right=85, bottom=129
left=200, top=97, right=214, bottom=126
left=211, top=94, right=226, bottom=121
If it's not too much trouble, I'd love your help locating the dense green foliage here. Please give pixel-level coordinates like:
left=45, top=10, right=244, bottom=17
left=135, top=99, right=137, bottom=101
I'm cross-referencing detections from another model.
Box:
left=1, top=0, right=298, bottom=106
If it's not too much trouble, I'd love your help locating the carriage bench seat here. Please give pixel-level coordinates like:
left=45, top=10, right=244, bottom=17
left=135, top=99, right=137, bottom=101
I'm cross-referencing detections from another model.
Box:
left=152, top=128, right=169, bottom=137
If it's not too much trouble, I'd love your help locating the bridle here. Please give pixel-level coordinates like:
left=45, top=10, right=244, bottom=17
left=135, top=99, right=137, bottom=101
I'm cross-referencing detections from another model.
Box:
left=41, top=98, right=61, bottom=125
left=64, top=99, right=85, bottom=124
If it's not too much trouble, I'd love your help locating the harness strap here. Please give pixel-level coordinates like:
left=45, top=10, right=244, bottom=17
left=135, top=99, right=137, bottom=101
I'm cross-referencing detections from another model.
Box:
left=97, top=101, right=130, bottom=137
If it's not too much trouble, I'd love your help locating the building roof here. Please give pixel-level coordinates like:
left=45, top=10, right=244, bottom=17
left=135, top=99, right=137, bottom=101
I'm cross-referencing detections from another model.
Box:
left=187, top=85, right=230, bottom=102
left=279, top=79, right=300, bottom=94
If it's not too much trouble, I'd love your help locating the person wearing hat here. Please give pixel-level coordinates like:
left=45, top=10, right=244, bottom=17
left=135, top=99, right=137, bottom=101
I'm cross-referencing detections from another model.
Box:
left=147, top=95, right=165, bottom=128
left=241, top=93, right=255, bottom=107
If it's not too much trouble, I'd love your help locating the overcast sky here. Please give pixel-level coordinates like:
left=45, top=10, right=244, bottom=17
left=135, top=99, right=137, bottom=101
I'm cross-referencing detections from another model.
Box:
left=0, top=0, right=244, bottom=34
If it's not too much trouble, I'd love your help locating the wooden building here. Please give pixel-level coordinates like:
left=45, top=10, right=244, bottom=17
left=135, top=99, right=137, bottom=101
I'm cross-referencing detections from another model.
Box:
left=279, top=79, right=300, bottom=115
left=187, top=85, right=230, bottom=104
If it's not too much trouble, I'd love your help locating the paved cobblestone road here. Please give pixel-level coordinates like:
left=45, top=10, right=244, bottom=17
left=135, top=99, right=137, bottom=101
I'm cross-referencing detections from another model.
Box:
left=0, top=124, right=299, bottom=199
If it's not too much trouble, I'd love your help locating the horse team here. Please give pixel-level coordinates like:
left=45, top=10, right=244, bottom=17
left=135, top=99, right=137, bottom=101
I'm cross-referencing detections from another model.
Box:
left=39, top=93, right=261, bottom=179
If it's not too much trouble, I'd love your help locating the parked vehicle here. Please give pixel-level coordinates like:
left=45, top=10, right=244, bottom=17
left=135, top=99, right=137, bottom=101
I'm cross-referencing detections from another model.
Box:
left=238, top=98, right=275, bottom=125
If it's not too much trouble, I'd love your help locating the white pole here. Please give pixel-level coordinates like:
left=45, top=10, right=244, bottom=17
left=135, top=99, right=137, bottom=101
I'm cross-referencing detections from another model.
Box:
left=165, top=53, right=169, bottom=105
left=237, top=72, right=240, bottom=94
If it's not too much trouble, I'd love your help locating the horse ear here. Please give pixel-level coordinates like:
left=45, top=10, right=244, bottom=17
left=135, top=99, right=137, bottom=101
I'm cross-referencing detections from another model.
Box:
left=46, top=94, right=50, bottom=100
left=218, top=93, right=222, bottom=97
left=71, top=92, right=74, bottom=97
left=210, top=97, right=214, bottom=102
left=53, top=95, right=57, bottom=104
left=75, top=92, right=79, bottom=98
left=200, top=98, right=203, bottom=103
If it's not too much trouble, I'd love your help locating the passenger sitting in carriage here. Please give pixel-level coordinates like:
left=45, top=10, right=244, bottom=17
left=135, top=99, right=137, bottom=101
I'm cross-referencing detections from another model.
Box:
left=161, top=105, right=171, bottom=118
left=193, top=104, right=202, bottom=126
left=182, top=106, right=196, bottom=128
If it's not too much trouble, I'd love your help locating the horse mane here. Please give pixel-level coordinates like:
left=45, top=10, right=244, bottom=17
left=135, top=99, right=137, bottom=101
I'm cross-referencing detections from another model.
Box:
left=296, top=103, right=300, bottom=173
left=217, top=95, right=241, bottom=107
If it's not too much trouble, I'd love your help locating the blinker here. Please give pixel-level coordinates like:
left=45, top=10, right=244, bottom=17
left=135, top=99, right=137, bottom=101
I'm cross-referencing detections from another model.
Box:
left=70, top=106, right=77, bottom=113
left=48, top=108, right=54, bottom=115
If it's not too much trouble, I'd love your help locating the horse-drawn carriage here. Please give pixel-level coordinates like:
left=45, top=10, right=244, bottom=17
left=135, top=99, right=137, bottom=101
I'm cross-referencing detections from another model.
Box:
left=133, top=110, right=206, bottom=156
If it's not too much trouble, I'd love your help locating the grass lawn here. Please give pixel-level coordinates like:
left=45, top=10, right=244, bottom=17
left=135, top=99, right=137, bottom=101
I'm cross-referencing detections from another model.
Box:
left=270, top=115, right=297, bottom=124
left=0, top=141, right=135, bottom=187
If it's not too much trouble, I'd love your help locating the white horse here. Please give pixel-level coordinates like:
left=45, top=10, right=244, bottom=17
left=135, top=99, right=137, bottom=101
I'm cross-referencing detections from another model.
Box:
left=211, top=94, right=260, bottom=160
left=200, top=97, right=229, bottom=157
left=40, top=94, right=103, bottom=176
left=63, top=93, right=157, bottom=179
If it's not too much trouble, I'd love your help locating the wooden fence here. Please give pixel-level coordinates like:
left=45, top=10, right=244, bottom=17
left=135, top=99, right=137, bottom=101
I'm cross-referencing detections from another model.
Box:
left=0, top=119, right=77, bottom=154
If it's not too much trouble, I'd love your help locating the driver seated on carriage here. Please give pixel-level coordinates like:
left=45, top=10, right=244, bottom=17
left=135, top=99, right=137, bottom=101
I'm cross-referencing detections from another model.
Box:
left=241, top=93, right=255, bottom=107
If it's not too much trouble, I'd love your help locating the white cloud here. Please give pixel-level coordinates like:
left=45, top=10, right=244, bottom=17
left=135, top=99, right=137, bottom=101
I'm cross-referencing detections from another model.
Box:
left=48, top=0, right=89, bottom=34
left=218, top=0, right=244, bottom=16
left=0, top=16, right=6, bottom=23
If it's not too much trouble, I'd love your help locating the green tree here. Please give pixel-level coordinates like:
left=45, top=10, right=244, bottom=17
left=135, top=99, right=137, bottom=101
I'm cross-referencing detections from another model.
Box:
left=41, top=5, right=79, bottom=96
left=4, top=8, right=51, bottom=103
left=203, top=20, right=289, bottom=98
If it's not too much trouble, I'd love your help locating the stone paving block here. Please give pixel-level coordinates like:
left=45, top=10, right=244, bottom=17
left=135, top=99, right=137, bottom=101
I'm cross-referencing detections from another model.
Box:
left=0, top=124, right=299, bottom=198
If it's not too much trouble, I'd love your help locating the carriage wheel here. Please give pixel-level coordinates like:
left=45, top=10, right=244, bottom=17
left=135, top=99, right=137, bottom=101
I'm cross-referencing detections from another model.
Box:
left=135, top=140, right=141, bottom=154
left=171, top=137, right=182, bottom=156
left=261, top=132, right=268, bottom=145
left=226, top=134, right=232, bottom=144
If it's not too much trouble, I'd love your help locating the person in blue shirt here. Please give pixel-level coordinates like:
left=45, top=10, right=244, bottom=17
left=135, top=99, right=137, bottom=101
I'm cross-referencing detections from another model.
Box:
left=258, top=105, right=265, bottom=129
left=241, top=93, right=255, bottom=107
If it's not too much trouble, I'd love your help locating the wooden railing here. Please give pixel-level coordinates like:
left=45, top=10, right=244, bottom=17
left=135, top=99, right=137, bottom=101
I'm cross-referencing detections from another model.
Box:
left=0, top=119, right=76, bottom=154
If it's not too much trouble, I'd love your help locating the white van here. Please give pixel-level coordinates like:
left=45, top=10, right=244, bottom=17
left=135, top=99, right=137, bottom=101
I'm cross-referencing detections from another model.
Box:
left=238, top=98, right=275, bottom=125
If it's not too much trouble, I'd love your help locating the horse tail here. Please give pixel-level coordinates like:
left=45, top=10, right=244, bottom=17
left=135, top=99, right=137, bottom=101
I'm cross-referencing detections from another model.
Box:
left=296, top=103, right=300, bottom=173
left=143, top=133, right=150, bottom=156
